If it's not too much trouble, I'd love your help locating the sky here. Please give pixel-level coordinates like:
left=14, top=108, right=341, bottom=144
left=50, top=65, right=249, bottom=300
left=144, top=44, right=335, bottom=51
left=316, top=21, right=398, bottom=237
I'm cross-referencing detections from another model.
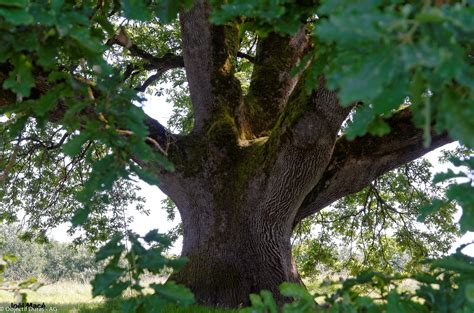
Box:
left=44, top=92, right=474, bottom=256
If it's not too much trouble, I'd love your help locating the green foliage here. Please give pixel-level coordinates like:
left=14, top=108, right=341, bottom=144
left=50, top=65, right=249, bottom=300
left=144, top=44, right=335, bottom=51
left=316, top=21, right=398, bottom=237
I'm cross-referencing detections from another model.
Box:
left=91, top=229, right=193, bottom=313
left=0, top=0, right=178, bottom=231
left=314, top=2, right=474, bottom=145
left=161, top=69, right=194, bottom=135
left=210, top=0, right=317, bottom=36
left=0, top=121, right=147, bottom=245
left=0, top=2, right=194, bottom=310
left=160, top=197, right=183, bottom=245
left=431, top=155, right=474, bottom=233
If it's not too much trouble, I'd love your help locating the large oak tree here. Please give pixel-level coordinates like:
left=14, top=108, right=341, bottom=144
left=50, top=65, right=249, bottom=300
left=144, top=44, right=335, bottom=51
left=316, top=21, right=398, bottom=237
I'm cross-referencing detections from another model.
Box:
left=0, top=0, right=472, bottom=308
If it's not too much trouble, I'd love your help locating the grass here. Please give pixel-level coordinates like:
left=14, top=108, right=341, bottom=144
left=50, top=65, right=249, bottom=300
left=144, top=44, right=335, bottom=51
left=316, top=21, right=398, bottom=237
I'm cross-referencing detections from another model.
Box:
left=0, top=281, right=103, bottom=312
left=0, top=281, right=236, bottom=313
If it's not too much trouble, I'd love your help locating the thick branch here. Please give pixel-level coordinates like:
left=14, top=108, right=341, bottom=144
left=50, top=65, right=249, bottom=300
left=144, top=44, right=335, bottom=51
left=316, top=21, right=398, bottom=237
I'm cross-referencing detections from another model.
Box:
left=135, top=62, right=178, bottom=92
left=132, top=52, right=183, bottom=74
left=180, top=0, right=242, bottom=133
left=268, top=76, right=352, bottom=150
left=111, top=46, right=183, bottom=91
left=109, top=31, right=184, bottom=91
left=109, top=32, right=184, bottom=73
left=238, top=29, right=309, bottom=138
left=253, top=78, right=351, bottom=227
left=294, top=108, right=454, bottom=225
left=144, top=115, right=173, bottom=147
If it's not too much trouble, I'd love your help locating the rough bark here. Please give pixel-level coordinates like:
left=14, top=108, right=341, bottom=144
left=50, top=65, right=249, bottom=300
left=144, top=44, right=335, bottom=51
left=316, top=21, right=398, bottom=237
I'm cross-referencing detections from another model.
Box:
left=158, top=135, right=307, bottom=307
left=167, top=184, right=302, bottom=307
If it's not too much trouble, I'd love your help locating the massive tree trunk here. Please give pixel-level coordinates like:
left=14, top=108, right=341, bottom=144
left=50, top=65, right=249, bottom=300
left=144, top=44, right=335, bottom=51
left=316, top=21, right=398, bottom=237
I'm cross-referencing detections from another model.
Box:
left=157, top=109, right=450, bottom=307
left=159, top=142, right=311, bottom=306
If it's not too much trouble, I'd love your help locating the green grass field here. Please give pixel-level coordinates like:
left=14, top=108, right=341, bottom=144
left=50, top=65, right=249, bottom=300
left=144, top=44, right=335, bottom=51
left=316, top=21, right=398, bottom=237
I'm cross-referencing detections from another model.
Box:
left=0, top=281, right=235, bottom=313
left=0, top=281, right=102, bottom=313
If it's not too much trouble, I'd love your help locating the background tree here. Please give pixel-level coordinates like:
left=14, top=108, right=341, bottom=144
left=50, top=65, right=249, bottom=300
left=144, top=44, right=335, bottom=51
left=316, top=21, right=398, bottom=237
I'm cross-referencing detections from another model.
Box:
left=0, top=224, right=99, bottom=283
left=292, top=156, right=460, bottom=280
left=0, top=0, right=473, bottom=308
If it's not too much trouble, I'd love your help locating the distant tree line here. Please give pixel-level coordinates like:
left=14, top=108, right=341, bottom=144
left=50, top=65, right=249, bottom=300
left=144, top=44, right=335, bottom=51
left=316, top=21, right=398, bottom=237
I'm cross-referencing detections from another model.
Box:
left=0, top=224, right=99, bottom=283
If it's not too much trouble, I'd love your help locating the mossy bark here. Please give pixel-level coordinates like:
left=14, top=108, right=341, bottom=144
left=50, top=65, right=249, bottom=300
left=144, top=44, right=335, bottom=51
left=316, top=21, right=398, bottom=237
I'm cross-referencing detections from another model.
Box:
left=160, top=116, right=311, bottom=307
